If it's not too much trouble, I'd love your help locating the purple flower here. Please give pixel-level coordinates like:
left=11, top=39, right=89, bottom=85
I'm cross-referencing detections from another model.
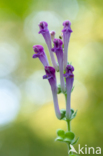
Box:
left=50, top=30, right=56, bottom=41
left=32, top=45, right=49, bottom=67
left=52, top=39, right=65, bottom=92
left=64, top=65, right=74, bottom=119
left=62, top=20, right=73, bottom=70
left=38, top=21, right=58, bottom=71
left=43, top=66, right=61, bottom=119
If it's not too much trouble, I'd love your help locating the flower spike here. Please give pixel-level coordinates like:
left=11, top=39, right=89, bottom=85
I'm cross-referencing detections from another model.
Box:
left=38, top=21, right=58, bottom=70
left=62, top=20, right=73, bottom=70
left=52, top=39, right=66, bottom=92
left=32, top=20, right=79, bottom=154
left=64, top=64, right=74, bottom=119
left=43, top=66, right=61, bottom=119
left=32, top=45, right=49, bottom=67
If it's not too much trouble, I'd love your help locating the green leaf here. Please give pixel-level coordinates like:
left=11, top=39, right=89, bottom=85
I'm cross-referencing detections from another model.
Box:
left=55, top=136, right=64, bottom=142
left=71, top=86, right=75, bottom=92
left=72, top=137, right=79, bottom=145
left=73, top=110, right=77, bottom=118
left=56, top=129, right=65, bottom=142
left=65, top=131, right=75, bottom=141
left=70, top=110, right=78, bottom=120
left=71, top=109, right=74, bottom=114
left=60, top=109, right=66, bottom=120
left=63, top=70, right=66, bottom=74
left=69, top=155, right=79, bottom=156
left=56, top=129, right=65, bottom=138
left=63, top=138, right=71, bottom=143
left=64, top=131, right=75, bottom=143
left=57, top=84, right=61, bottom=94
left=59, top=35, right=62, bottom=39
left=67, top=62, right=70, bottom=65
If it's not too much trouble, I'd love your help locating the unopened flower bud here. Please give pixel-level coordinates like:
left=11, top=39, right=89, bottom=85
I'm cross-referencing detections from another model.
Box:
left=50, top=31, right=56, bottom=42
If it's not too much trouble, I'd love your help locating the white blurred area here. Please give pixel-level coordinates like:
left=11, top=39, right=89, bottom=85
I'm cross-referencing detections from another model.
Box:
left=62, top=0, right=79, bottom=20
left=71, top=80, right=88, bottom=109
left=24, top=0, right=79, bottom=43
left=24, top=70, right=52, bottom=105
left=24, top=11, right=63, bottom=43
left=57, top=79, right=88, bottom=111
left=0, top=42, right=20, bottom=77
left=0, top=0, right=91, bottom=126
left=0, top=79, right=21, bottom=125
left=0, top=41, right=21, bottom=125
left=78, top=42, right=103, bottom=76
left=24, top=69, right=88, bottom=111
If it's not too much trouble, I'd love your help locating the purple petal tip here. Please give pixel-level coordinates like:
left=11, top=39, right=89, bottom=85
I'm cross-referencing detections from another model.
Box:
left=43, top=75, right=48, bottom=79
left=63, top=20, right=71, bottom=26
left=62, top=20, right=72, bottom=33
left=32, top=53, right=38, bottom=58
left=38, top=21, right=49, bottom=34
left=52, top=38, right=63, bottom=52
left=33, top=45, right=44, bottom=53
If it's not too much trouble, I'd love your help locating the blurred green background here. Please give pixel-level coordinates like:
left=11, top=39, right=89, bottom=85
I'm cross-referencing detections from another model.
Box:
left=0, top=0, right=103, bottom=155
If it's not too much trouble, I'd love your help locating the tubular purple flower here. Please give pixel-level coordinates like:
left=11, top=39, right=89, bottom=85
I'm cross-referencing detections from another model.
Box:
left=32, top=45, right=49, bottom=67
left=43, top=66, right=61, bottom=119
left=51, top=39, right=65, bottom=92
left=38, top=21, right=58, bottom=70
left=50, top=31, right=56, bottom=42
left=62, top=20, right=73, bottom=70
left=63, top=65, right=74, bottom=119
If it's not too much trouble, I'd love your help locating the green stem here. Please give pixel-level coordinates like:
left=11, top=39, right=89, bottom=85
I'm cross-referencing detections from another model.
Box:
left=67, top=120, right=71, bottom=131
left=67, top=120, right=71, bottom=156
left=65, top=93, right=71, bottom=156
left=64, top=92, right=73, bottom=155
left=65, top=93, right=67, bottom=101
